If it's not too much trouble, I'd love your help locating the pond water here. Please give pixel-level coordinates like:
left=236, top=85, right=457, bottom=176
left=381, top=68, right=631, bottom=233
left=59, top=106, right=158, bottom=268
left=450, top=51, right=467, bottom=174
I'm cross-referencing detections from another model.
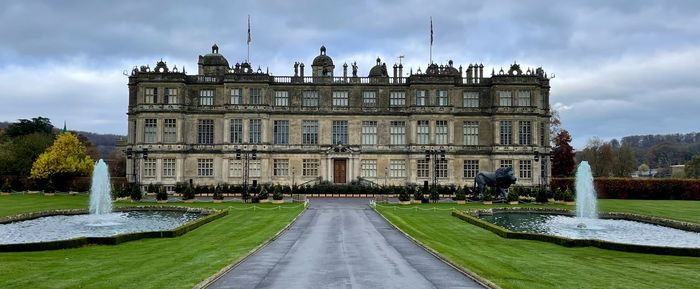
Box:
left=0, top=211, right=200, bottom=244
left=479, top=212, right=700, bottom=248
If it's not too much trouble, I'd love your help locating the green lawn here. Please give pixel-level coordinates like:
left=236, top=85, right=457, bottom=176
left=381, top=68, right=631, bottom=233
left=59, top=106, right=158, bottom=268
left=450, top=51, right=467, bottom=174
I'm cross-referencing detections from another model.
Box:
left=0, top=194, right=304, bottom=289
left=376, top=199, right=700, bottom=289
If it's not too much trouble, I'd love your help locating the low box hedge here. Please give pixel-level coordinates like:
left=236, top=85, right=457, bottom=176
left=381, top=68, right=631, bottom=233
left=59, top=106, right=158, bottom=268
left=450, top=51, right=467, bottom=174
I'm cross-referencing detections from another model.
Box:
left=452, top=209, right=700, bottom=257
left=0, top=207, right=227, bottom=252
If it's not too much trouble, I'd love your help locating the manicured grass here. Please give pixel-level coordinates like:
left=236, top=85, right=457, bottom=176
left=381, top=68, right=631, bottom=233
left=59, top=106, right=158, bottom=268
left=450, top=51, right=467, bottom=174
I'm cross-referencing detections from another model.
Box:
left=376, top=199, right=700, bottom=289
left=0, top=194, right=304, bottom=289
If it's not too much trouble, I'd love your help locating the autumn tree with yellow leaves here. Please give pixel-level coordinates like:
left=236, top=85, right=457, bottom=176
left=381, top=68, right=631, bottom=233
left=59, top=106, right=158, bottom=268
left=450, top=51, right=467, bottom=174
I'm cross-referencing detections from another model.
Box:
left=30, top=133, right=94, bottom=181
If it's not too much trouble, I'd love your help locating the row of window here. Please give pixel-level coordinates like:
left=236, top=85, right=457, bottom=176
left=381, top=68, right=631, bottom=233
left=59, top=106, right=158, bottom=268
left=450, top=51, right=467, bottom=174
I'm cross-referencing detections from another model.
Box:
left=143, top=87, right=542, bottom=109
left=190, top=89, right=537, bottom=108
left=143, top=158, right=538, bottom=180
left=185, top=159, right=534, bottom=179
left=144, top=118, right=547, bottom=146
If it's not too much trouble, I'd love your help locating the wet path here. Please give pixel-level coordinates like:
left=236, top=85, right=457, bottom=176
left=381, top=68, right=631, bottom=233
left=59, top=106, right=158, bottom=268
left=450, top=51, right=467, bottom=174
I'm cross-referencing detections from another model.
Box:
left=206, top=198, right=485, bottom=289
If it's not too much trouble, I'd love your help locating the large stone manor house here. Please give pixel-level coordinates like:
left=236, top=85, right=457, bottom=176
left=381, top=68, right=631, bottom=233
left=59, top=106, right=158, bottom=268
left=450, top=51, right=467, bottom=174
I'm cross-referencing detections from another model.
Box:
left=124, top=44, right=552, bottom=190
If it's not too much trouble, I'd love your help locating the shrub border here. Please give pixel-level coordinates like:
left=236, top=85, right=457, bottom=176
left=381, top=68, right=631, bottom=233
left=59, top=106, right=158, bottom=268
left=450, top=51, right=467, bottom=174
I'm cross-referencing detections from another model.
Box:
left=0, top=206, right=227, bottom=252
left=452, top=208, right=700, bottom=257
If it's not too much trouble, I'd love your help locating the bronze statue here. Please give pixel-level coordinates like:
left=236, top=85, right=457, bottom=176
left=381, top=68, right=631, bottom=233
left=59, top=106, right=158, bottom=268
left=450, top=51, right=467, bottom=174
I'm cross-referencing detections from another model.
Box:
left=473, top=167, right=517, bottom=200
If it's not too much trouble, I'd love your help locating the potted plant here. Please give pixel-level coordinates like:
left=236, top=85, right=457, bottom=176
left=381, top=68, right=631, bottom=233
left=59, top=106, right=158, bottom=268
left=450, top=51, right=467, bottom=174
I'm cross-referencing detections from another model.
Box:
left=398, top=187, right=411, bottom=205
left=453, top=187, right=466, bottom=204
left=563, top=188, right=575, bottom=205
left=212, top=185, right=224, bottom=203
left=182, top=185, right=195, bottom=203
left=507, top=189, right=519, bottom=205
left=156, top=185, right=168, bottom=203
left=535, top=187, right=549, bottom=204
left=482, top=187, right=494, bottom=205
left=1, top=178, right=12, bottom=196
left=429, top=187, right=440, bottom=203
left=129, top=183, right=143, bottom=202
left=272, top=185, right=284, bottom=204
left=413, top=187, right=425, bottom=204
left=258, top=187, right=270, bottom=203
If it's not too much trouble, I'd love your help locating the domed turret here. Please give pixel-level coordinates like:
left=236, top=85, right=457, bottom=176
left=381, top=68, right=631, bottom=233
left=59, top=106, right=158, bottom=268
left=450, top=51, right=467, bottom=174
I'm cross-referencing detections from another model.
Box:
left=368, top=57, right=388, bottom=78
left=198, top=44, right=230, bottom=75
left=311, top=46, right=335, bottom=77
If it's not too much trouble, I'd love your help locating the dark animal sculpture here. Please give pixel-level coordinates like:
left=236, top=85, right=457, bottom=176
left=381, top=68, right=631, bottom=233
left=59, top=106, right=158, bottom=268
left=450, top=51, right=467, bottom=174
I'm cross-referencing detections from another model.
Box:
left=473, top=167, right=517, bottom=200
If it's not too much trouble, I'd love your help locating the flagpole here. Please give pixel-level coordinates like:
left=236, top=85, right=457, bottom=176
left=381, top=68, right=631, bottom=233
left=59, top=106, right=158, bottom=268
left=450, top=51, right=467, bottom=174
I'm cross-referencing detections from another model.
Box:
left=247, top=15, right=251, bottom=63
left=429, top=17, right=433, bottom=65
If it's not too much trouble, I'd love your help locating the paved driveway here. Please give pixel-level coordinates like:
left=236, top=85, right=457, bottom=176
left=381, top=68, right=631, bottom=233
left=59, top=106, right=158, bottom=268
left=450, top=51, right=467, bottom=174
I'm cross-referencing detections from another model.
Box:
left=206, top=198, right=485, bottom=289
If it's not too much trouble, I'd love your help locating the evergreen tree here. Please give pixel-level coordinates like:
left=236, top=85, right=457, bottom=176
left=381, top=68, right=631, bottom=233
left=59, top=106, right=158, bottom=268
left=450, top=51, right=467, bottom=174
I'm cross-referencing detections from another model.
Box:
left=686, top=155, right=700, bottom=179
left=552, top=130, right=575, bottom=177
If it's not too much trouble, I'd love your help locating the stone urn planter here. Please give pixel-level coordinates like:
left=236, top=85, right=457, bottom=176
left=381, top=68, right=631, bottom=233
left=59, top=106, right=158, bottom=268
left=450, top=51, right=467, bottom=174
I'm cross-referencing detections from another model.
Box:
left=272, top=199, right=284, bottom=204
left=399, top=201, right=411, bottom=205
left=456, top=200, right=466, bottom=205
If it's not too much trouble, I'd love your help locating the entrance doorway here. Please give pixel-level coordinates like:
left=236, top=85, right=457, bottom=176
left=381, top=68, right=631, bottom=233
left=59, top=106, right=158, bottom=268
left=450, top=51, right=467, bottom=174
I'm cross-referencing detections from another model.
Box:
left=333, top=159, right=347, bottom=184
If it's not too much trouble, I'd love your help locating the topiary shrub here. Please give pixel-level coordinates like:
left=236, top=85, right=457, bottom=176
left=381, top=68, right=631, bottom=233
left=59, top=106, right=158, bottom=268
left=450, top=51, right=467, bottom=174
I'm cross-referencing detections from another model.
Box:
left=129, top=183, right=142, bottom=201
left=414, top=187, right=425, bottom=202
left=258, top=187, right=269, bottom=200
left=453, top=187, right=466, bottom=201
left=398, top=187, right=411, bottom=202
left=181, top=185, right=195, bottom=200
left=212, top=185, right=224, bottom=200
left=272, top=185, right=284, bottom=200
left=155, top=185, right=168, bottom=201
left=535, top=187, right=549, bottom=203
left=429, top=188, right=440, bottom=203
left=483, top=187, right=494, bottom=202
left=507, top=189, right=519, bottom=202
left=1, top=178, right=12, bottom=193
left=564, top=188, right=575, bottom=202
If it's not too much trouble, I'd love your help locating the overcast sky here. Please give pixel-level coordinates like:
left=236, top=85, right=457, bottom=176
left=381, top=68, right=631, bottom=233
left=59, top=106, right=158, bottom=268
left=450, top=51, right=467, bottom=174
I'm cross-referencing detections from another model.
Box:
left=1, top=0, right=698, bottom=148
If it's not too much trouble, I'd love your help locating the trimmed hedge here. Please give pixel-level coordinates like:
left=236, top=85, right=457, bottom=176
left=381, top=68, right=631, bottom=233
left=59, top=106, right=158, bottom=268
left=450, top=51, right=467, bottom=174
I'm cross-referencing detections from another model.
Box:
left=551, top=178, right=700, bottom=200
left=0, top=207, right=227, bottom=252
left=452, top=209, right=700, bottom=257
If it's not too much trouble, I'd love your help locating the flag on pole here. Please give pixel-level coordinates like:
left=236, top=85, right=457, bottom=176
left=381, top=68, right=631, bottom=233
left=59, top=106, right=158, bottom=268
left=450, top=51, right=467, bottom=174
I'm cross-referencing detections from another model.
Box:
left=247, top=15, right=252, bottom=44
left=430, top=16, right=433, bottom=46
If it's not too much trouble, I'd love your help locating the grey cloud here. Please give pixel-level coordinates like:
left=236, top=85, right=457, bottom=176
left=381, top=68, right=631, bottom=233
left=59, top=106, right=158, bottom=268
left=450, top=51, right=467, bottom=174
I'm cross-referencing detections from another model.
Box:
left=0, top=0, right=698, bottom=147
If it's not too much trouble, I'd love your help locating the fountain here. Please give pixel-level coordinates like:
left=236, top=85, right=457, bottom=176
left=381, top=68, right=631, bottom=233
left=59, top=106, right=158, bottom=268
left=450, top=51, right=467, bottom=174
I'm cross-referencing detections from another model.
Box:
left=575, top=161, right=597, bottom=219
left=0, top=159, right=205, bottom=245
left=474, top=161, right=700, bottom=250
left=89, top=159, right=113, bottom=215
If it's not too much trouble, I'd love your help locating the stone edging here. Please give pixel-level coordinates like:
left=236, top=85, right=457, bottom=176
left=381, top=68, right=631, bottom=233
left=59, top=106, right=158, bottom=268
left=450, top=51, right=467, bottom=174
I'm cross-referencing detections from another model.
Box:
left=193, top=202, right=309, bottom=289
left=371, top=205, right=501, bottom=289
left=0, top=206, right=227, bottom=252
left=454, top=207, right=700, bottom=257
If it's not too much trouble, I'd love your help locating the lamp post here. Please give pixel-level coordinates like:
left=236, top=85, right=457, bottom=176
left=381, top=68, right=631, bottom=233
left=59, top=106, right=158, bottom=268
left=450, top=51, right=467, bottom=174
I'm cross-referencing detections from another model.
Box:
left=291, top=167, right=296, bottom=188
left=235, top=148, right=257, bottom=194
left=125, top=148, right=148, bottom=188
left=425, top=148, right=446, bottom=189
left=534, top=151, right=549, bottom=189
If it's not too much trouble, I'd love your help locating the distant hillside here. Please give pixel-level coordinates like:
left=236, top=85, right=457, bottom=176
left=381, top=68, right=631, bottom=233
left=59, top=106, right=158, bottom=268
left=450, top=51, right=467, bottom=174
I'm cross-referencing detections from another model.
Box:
left=0, top=121, right=125, bottom=158
left=620, top=132, right=700, bottom=168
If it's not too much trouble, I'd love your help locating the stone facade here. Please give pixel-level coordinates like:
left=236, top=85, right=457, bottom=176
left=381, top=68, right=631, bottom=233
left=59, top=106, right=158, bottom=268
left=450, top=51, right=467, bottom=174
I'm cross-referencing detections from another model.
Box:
left=125, top=45, right=552, bottom=190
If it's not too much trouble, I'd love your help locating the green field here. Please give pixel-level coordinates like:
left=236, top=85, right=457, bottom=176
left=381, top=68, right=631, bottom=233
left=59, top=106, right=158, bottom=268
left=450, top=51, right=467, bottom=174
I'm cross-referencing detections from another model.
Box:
left=376, top=200, right=700, bottom=289
left=0, top=194, right=304, bottom=289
